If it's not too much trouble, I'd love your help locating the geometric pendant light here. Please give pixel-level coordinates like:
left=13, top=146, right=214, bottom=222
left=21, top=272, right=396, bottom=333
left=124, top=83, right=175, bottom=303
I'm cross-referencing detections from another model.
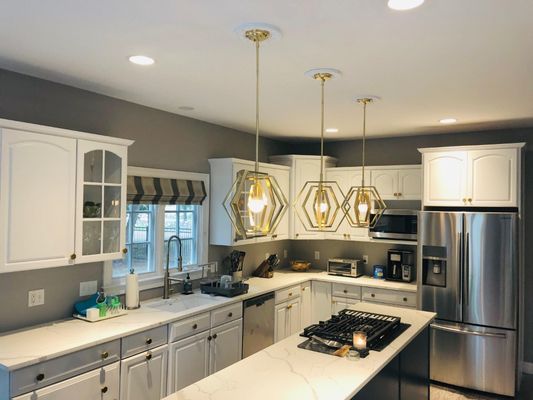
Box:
left=294, top=68, right=345, bottom=232
left=223, top=24, right=288, bottom=239
left=343, top=97, right=386, bottom=228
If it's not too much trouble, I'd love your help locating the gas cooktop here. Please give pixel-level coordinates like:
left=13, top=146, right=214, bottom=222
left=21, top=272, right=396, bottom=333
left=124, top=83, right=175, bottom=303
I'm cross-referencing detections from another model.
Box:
left=299, top=309, right=410, bottom=354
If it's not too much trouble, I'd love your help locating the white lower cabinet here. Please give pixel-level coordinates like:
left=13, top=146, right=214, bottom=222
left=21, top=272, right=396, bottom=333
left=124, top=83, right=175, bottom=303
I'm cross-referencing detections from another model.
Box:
left=168, top=331, right=210, bottom=393
left=120, top=345, right=168, bottom=400
left=331, top=296, right=360, bottom=315
left=311, top=281, right=332, bottom=322
left=275, top=298, right=300, bottom=342
left=300, top=282, right=313, bottom=328
left=12, top=362, right=119, bottom=400
left=361, top=287, right=416, bottom=309
left=209, top=319, right=243, bottom=374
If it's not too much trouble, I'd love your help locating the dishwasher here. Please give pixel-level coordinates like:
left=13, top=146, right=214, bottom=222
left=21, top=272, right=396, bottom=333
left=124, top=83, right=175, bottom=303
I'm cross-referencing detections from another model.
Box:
left=243, top=292, right=275, bottom=358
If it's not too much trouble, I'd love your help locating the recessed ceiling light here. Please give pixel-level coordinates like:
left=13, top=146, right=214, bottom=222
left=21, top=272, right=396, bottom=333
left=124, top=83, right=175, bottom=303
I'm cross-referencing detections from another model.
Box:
left=388, top=0, right=425, bottom=11
left=440, top=118, right=457, bottom=124
left=178, top=106, right=195, bottom=111
left=128, top=55, right=155, bottom=66
left=325, top=128, right=339, bottom=133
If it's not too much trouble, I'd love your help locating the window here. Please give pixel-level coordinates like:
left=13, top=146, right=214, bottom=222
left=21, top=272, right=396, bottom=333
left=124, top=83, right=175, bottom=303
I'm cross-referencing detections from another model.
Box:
left=104, top=167, right=209, bottom=292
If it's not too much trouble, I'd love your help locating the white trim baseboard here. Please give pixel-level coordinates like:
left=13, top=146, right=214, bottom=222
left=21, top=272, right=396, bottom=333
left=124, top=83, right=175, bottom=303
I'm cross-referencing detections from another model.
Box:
left=523, top=361, right=533, bottom=375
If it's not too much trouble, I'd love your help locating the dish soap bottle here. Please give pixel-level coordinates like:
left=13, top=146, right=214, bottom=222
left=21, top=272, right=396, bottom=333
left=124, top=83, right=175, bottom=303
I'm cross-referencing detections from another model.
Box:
left=183, top=273, right=193, bottom=294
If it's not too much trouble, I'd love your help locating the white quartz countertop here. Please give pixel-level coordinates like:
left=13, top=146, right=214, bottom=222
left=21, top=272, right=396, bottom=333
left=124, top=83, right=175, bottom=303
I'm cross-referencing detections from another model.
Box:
left=0, top=270, right=416, bottom=371
left=165, top=302, right=435, bottom=400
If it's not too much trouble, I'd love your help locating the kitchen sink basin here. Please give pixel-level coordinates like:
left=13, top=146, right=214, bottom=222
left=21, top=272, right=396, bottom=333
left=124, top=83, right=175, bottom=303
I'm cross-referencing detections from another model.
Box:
left=146, top=293, right=226, bottom=313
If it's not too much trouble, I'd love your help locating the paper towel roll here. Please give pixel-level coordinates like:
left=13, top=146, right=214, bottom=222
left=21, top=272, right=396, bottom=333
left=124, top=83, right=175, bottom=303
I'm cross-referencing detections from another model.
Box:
left=126, top=273, right=140, bottom=309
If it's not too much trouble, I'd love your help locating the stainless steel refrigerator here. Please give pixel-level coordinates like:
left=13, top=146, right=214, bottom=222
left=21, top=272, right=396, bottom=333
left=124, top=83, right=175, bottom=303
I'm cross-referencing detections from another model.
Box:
left=418, top=211, right=518, bottom=397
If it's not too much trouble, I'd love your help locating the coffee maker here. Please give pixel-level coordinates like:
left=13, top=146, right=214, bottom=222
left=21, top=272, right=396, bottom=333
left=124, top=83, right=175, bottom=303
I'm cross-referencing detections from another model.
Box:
left=386, top=249, right=415, bottom=282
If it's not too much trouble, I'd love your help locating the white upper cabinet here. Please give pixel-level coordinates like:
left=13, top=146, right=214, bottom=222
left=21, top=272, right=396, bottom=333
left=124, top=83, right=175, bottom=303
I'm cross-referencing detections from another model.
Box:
left=369, top=166, right=422, bottom=201
left=420, top=144, right=523, bottom=208
left=0, top=129, right=77, bottom=272
left=0, top=119, right=133, bottom=273
left=208, top=158, right=290, bottom=246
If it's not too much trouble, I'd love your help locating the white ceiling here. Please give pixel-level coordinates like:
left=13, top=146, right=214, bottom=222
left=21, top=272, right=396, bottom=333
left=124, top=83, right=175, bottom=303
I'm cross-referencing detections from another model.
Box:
left=0, top=0, right=532, bottom=140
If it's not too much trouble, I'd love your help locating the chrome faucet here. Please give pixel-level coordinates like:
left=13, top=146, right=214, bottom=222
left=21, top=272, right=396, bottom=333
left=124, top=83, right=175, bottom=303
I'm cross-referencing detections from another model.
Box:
left=163, top=235, right=184, bottom=299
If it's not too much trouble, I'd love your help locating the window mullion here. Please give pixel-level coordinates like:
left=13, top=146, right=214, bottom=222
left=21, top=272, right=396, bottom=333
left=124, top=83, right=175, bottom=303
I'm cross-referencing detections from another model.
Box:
left=154, top=206, right=166, bottom=276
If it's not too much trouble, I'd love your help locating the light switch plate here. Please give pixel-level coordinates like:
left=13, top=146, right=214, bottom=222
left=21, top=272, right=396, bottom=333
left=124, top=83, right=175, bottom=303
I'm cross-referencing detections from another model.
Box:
left=314, top=251, right=320, bottom=260
left=80, top=280, right=98, bottom=297
left=28, top=289, right=44, bottom=307
left=363, top=255, right=369, bottom=265
left=283, top=249, right=288, bottom=258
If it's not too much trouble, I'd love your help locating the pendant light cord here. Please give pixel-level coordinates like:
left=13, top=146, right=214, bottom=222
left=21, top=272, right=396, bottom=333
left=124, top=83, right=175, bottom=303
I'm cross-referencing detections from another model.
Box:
left=361, top=100, right=367, bottom=187
left=320, top=77, right=325, bottom=182
left=254, top=39, right=260, bottom=173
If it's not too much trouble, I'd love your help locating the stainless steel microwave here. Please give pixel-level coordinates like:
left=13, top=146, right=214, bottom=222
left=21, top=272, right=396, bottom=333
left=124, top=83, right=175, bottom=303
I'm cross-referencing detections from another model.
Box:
left=327, top=258, right=363, bottom=278
left=369, top=209, right=418, bottom=241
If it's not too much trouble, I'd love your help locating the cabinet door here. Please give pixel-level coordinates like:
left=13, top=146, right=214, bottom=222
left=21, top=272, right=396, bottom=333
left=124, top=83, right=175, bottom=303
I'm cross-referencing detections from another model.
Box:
left=259, top=165, right=290, bottom=241
left=287, top=299, right=301, bottom=336
left=293, top=159, right=323, bottom=240
left=76, top=140, right=128, bottom=263
left=397, top=168, right=422, bottom=200
left=300, top=282, right=313, bottom=328
left=12, top=362, right=119, bottom=400
left=423, top=151, right=468, bottom=206
left=324, top=169, right=350, bottom=240
left=230, top=161, right=258, bottom=245
left=120, top=345, right=168, bottom=400
left=370, top=169, right=398, bottom=200
left=209, top=319, right=242, bottom=374
left=275, top=302, right=288, bottom=342
left=168, top=331, right=210, bottom=393
left=331, top=296, right=347, bottom=315
left=311, top=281, right=332, bottom=322
left=0, top=129, right=76, bottom=272
left=467, top=149, right=518, bottom=207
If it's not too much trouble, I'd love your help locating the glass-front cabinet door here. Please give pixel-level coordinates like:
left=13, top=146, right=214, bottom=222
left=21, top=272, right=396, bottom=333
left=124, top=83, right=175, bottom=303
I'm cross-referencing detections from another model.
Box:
left=75, top=140, right=128, bottom=262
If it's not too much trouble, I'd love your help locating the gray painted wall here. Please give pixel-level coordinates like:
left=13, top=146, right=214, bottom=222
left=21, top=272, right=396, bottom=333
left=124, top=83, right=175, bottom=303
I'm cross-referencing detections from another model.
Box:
left=0, top=68, right=290, bottom=333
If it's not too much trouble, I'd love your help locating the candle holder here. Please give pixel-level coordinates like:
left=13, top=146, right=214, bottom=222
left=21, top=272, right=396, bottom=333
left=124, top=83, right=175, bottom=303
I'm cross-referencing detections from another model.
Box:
left=353, top=331, right=370, bottom=358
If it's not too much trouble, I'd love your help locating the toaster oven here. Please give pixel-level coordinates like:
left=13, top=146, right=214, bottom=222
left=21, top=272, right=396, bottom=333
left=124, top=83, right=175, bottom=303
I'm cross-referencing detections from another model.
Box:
left=327, top=258, right=363, bottom=278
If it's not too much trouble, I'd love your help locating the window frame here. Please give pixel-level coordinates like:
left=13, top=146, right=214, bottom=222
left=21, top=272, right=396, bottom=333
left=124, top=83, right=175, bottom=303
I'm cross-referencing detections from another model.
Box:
left=103, top=166, right=209, bottom=294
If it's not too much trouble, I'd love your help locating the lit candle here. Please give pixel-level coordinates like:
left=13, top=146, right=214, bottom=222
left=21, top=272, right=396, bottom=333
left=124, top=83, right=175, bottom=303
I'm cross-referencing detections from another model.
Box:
left=353, top=331, right=367, bottom=350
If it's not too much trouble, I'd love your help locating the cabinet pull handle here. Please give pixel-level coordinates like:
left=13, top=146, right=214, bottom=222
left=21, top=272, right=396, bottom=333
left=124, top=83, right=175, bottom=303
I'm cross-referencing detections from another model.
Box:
left=295, top=233, right=299, bottom=238
left=287, top=304, right=292, bottom=310
left=208, top=335, right=212, bottom=341
left=145, top=338, right=152, bottom=345
left=70, top=253, right=76, bottom=260
left=36, top=373, right=45, bottom=382
left=462, top=198, right=467, bottom=204
left=101, top=351, right=109, bottom=359
left=302, top=287, right=306, bottom=291
left=192, top=323, right=198, bottom=329
left=371, top=293, right=375, bottom=298
left=403, top=297, right=408, bottom=302
left=343, top=289, right=348, bottom=294
left=213, top=334, right=218, bottom=339
left=228, top=312, right=233, bottom=317
left=101, top=386, right=108, bottom=394
left=468, top=198, right=472, bottom=204
left=122, top=248, right=128, bottom=254
left=272, top=234, right=278, bottom=239
left=145, top=352, right=152, bottom=360
left=288, top=292, right=292, bottom=296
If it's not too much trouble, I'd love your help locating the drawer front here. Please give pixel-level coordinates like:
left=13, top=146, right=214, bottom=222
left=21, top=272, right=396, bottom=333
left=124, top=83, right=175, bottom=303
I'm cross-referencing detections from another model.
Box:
left=121, top=325, right=168, bottom=358
left=12, top=362, right=120, bottom=400
left=210, top=302, right=242, bottom=328
left=169, top=312, right=210, bottom=342
left=361, top=287, right=416, bottom=307
left=275, top=285, right=301, bottom=304
left=332, top=283, right=361, bottom=299
left=11, top=340, right=120, bottom=397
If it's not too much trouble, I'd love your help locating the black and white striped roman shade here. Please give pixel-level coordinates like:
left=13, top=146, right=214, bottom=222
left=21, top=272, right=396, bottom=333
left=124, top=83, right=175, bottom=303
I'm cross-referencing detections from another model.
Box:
left=127, top=176, right=207, bottom=205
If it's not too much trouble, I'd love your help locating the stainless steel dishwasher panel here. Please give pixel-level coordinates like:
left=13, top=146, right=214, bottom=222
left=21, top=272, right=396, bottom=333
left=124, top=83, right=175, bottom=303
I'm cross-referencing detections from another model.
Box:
left=243, top=292, right=275, bottom=358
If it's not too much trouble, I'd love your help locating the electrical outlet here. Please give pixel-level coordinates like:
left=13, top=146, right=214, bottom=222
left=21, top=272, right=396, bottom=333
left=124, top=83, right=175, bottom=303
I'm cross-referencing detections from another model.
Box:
left=28, top=289, right=45, bottom=307
left=283, top=249, right=288, bottom=259
left=363, top=255, right=369, bottom=265
left=314, top=251, right=320, bottom=260
left=80, top=280, right=97, bottom=297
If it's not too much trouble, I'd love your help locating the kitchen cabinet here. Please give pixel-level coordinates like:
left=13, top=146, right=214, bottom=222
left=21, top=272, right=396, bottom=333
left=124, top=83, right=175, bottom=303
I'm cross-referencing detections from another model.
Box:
left=331, top=282, right=361, bottom=314
left=332, top=296, right=360, bottom=315
left=420, top=144, right=523, bottom=207
left=120, top=344, right=168, bottom=400
left=209, top=318, right=243, bottom=374
left=369, top=166, right=421, bottom=201
left=270, top=155, right=337, bottom=240
left=12, top=363, right=119, bottom=400
left=275, top=298, right=300, bottom=342
left=0, top=120, right=132, bottom=273
left=312, top=281, right=332, bottom=322
left=361, top=287, right=416, bottom=309
left=168, top=331, right=210, bottom=393
left=300, top=282, right=313, bottom=328
left=208, top=158, right=290, bottom=245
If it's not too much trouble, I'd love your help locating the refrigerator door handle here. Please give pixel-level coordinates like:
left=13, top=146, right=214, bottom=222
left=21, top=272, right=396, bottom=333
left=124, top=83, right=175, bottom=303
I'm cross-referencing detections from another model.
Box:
left=431, top=323, right=507, bottom=339
left=465, top=232, right=470, bottom=306
left=457, top=232, right=463, bottom=307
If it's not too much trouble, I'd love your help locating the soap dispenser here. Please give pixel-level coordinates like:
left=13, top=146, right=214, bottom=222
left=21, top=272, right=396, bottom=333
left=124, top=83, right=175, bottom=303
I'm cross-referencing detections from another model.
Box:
left=183, top=273, right=193, bottom=294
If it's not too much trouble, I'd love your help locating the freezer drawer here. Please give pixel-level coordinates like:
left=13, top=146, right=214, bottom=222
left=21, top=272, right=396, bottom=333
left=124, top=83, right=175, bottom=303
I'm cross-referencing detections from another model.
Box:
left=430, top=322, right=516, bottom=397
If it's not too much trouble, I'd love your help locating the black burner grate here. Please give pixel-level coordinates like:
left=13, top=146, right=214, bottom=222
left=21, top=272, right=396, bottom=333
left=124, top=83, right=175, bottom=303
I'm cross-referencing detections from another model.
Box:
left=300, top=309, right=402, bottom=349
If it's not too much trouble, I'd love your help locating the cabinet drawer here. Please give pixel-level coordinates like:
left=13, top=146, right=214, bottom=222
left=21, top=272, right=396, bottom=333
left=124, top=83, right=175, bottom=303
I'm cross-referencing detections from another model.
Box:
left=210, top=302, right=242, bottom=328
left=11, top=340, right=120, bottom=397
left=12, top=361, right=120, bottom=400
left=332, top=283, right=361, bottom=299
left=169, top=313, right=210, bottom=342
left=275, top=285, right=301, bottom=304
left=361, top=287, right=416, bottom=307
left=121, top=325, right=168, bottom=358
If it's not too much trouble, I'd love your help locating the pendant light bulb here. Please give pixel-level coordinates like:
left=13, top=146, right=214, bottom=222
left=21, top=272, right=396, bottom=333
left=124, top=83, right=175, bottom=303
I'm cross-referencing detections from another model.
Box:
left=247, top=180, right=267, bottom=214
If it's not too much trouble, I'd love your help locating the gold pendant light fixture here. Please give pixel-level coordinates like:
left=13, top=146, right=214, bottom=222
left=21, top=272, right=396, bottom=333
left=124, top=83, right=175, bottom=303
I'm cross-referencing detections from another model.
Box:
left=295, top=69, right=345, bottom=232
left=343, top=98, right=386, bottom=228
left=223, top=24, right=287, bottom=239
